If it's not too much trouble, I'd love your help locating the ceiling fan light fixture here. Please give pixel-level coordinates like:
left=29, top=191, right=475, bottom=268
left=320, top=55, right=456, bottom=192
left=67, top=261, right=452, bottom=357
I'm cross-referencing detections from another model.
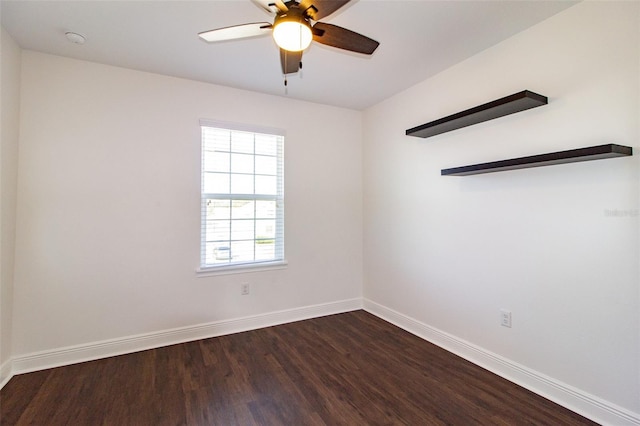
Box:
left=272, top=16, right=312, bottom=52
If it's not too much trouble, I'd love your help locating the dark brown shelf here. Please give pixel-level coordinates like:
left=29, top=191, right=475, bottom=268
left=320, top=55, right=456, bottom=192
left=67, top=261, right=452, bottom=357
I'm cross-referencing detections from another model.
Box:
left=406, top=90, right=548, bottom=138
left=441, top=144, right=633, bottom=176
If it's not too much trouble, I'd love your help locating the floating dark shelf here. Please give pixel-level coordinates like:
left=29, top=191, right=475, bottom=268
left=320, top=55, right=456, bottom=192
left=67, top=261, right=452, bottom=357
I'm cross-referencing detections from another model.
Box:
left=406, top=90, right=548, bottom=138
left=441, top=144, right=633, bottom=176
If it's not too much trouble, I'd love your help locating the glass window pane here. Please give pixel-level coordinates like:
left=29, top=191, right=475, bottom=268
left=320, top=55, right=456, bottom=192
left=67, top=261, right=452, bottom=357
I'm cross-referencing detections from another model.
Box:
left=255, top=135, right=278, bottom=156
left=231, top=153, right=254, bottom=174
left=206, top=220, right=230, bottom=241
left=230, top=174, right=254, bottom=194
left=213, top=245, right=231, bottom=263
left=231, top=132, right=254, bottom=154
left=255, top=155, right=276, bottom=175
left=204, top=151, right=229, bottom=173
left=205, top=242, right=218, bottom=264
left=231, top=220, right=255, bottom=241
left=255, top=241, right=275, bottom=260
left=206, top=199, right=230, bottom=220
left=206, top=242, right=231, bottom=264
left=204, top=172, right=229, bottom=194
left=255, top=175, right=277, bottom=195
left=231, top=200, right=254, bottom=219
left=256, top=219, right=276, bottom=240
left=256, top=200, right=276, bottom=219
left=231, top=240, right=254, bottom=262
left=203, top=129, right=230, bottom=152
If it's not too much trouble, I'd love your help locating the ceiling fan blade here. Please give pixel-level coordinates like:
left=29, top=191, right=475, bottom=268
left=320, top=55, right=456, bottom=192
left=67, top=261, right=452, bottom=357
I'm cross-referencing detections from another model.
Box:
left=274, top=0, right=289, bottom=12
left=198, top=22, right=272, bottom=42
left=251, top=0, right=275, bottom=13
left=312, top=22, right=379, bottom=54
left=251, top=0, right=288, bottom=13
left=299, top=0, right=350, bottom=21
left=280, top=49, right=302, bottom=74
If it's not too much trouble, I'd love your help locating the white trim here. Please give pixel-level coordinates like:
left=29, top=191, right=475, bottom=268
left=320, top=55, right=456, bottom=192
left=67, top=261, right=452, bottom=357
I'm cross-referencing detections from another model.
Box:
left=10, top=298, right=362, bottom=377
left=0, top=359, right=12, bottom=390
left=196, top=260, right=288, bottom=277
left=363, top=298, right=640, bottom=426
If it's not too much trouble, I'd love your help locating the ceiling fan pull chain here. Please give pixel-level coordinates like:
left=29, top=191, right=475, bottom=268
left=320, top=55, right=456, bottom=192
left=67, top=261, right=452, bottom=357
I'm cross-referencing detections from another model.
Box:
left=283, top=50, right=288, bottom=91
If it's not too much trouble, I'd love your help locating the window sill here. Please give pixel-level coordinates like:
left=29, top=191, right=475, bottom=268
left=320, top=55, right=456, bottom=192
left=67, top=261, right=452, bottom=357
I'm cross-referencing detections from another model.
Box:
left=196, top=260, right=288, bottom=277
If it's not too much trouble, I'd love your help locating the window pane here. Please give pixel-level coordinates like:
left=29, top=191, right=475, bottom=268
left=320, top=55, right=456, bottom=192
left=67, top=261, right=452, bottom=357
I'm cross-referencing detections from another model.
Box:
left=256, top=200, right=276, bottom=219
left=206, top=199, right=230, bottom=220
left=231, top=153, right=254, bottom=174
left=256, top=219, right=276, bottom=239
left=255, top=240, right=275, bottom=260
left=205, top=242, right=232, bottom=264
left=255, top=135, right=278, bottom=156
left=206, top=220, right=230, bottom=241
left=203, top=129, right=230, bottom=152
left=255, top=175, right=277, bottom=195
left=231, top=240, right=254, bottom=262
left=231, top=200, right=254, bottom=219
left=204, top=151, right=229, bottom=173
left=204, top=172, right=229, bottom=194
left=212, top=245, right=232, bottom=263
left=231, top=220, right=255, bottom=241
left=255, top=155, right=276, bottom=175
left=230, top=174, right=254, bottom=194
left=205, top=242, right=218, bottom=264
left=231, top=132, right=253, bottom=154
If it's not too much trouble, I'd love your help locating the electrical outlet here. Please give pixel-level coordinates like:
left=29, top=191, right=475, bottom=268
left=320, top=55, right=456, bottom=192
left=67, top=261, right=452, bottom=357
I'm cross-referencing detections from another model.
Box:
left=241, top=283, right=250, bottom=296
left=500, top=309, right=512, bottom=328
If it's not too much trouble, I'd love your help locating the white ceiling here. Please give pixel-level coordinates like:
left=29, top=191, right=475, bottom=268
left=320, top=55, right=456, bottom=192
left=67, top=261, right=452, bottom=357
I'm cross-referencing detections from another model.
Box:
left=1, top=0, right=577, bottom=110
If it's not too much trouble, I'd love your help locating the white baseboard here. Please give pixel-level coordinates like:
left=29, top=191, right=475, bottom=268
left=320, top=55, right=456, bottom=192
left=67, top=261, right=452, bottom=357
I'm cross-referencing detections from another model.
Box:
left=8, top=298, right=362, bottom=379
left=0, top=359, right=12, bottom=389
left=363, top=298, right=640, bottom=426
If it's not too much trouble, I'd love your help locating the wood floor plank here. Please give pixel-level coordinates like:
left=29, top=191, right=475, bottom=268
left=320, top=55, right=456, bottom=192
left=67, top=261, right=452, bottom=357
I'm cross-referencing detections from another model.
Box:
left=0, top=310, right=599, bottom=425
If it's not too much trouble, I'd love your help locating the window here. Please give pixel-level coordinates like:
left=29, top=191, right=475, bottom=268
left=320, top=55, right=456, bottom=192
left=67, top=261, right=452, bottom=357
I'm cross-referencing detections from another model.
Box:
left=200, top=120, right=285, bottom=272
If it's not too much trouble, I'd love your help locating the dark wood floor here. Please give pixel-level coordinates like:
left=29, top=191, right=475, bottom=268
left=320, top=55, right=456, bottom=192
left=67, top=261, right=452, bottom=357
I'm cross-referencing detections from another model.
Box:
left=1, top=310, right=598, bottom=425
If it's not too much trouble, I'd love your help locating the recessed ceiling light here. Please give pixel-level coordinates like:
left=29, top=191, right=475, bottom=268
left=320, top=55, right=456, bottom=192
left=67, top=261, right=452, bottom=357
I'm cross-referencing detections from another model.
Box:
left=65, top=32, right=86, bottom=45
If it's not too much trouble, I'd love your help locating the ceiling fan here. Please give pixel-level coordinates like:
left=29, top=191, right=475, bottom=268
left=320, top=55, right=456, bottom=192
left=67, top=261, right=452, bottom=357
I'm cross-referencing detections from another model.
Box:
left=198, top=0, right=380, bottom=78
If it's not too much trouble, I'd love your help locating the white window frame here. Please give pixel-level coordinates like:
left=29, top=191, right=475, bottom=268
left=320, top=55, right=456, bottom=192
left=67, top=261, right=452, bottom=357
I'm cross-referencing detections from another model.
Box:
left=197, top=119, right=286, bottom=276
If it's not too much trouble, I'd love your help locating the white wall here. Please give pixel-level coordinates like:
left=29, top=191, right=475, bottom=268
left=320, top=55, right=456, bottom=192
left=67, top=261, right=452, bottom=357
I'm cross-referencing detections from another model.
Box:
left=363, top=1, right=639, bottom=421
left=12, top=52, right=363, bottom=357
left=0, top=27, right=21, bottom=385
